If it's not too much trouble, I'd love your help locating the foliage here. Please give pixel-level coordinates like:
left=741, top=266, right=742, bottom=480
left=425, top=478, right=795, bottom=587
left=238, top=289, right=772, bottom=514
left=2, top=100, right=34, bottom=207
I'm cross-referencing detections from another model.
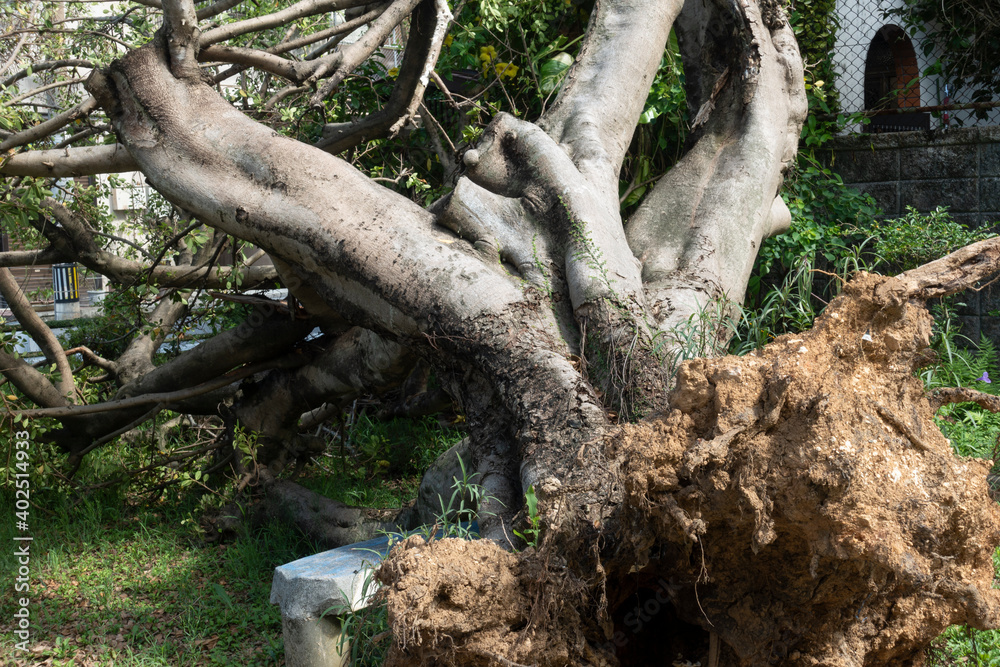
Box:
left=299, top=414, right=464, bottom=508
left=890, top=0, right=1000, bottom=108
left=732, top=154, right=880, bottom=350
left=619, top=34, right=689, bottom=212
left=788, top=0, right=840, bottom=116
left=867, top=206, right=993, bottom=273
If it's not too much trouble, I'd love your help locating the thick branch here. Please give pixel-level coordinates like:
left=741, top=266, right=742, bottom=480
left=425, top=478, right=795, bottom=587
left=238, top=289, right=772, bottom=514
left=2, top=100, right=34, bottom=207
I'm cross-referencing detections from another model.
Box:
left=161, top=0, right=202, bottom=79
left=626, top=0, right=806, bottom=336
left=0, top=144, right=138, bottom=178
left=463, top=113, right=645, bottom=316
left=0, top=248, right=68, bottom=267
left=19, top=356, right=299, bottom=419
left=0, top=268, right=75, bottom=401
left=539, top=0, right=682, bottom=185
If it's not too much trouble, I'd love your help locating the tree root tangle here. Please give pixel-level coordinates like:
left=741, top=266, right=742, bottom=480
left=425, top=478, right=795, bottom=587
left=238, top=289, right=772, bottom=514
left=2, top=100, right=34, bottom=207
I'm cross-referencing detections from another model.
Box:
left=378, top=271, right=1000, bottom=666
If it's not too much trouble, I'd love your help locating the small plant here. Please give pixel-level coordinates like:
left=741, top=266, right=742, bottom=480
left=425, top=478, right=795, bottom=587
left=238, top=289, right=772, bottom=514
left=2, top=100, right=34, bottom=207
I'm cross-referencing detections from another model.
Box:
left=512, top=484, right=541, bottom=548
left=335, top=561, right=392, bottom=667
left=428, top=454, right=491, bottom=540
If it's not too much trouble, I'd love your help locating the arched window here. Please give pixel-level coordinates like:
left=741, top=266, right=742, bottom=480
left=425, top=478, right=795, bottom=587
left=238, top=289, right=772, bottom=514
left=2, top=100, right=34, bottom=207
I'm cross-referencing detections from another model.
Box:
left=864, top=25, right=928, bottom=131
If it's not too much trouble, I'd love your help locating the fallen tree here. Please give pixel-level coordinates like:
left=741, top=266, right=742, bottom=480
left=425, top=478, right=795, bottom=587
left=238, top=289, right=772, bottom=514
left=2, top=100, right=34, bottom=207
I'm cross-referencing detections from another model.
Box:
left=2, top=0, right=999, bottom=663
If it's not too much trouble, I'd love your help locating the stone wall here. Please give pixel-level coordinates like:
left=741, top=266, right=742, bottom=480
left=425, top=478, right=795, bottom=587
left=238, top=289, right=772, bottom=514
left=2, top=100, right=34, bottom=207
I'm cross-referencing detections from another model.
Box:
left=824, top=125, right=1000, bottom=344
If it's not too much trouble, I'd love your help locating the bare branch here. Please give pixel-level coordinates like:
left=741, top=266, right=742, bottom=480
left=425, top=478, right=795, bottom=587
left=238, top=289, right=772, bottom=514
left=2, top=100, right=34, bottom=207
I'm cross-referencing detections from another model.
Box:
left=198, top=45, right=309, bottom=82
left=65, top=346, right=118, bottom=374
left=37, top=197, right=278, bottom=289
left=3, top=77, right=86, bottom=107
left=19, top=357, right=302, bottom=419
left=929, top=387, right=1000, bottom=413
left=0, top=32, right=30, bottom=78
left=2, top=59, right=93, bottom=89
left=0, top=97, right=98, bottom=152
left=0, top=268, right=76, bottom=401
left=199, top=0, right=370, bottom=48
left=0, top=348, right=70, bottom=409
left=308, top=0, right=421, bottom=106
left=0, top=248, right=68, bottom=268
left=199, top=4, right=389, bottom=83
left=196, top=0, right=244, bottom=21
left=877, top=237, right=1000, bottom=303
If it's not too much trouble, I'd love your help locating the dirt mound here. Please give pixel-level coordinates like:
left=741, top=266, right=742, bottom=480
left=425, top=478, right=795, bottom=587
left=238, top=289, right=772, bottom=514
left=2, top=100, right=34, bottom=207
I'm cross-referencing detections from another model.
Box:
left=378, top=535, right=603, bottom=666
left=618, top=272, right=1000, bottom=665
left=378, top=272, right=1000, bottom=666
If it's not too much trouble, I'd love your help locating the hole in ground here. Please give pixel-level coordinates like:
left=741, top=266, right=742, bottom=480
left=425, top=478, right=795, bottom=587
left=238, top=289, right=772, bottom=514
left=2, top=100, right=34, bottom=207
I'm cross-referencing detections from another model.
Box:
left=602, top=578, right=711, bottom=666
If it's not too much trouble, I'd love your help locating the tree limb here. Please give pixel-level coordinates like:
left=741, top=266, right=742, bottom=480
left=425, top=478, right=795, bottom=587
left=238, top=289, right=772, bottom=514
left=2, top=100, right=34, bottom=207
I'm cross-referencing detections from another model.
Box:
left=317, top=0, right=451, bottom=153
left=539, top=0, right=682, bottom=186
left=161, top=0, right=201, bottom=79
left=0, top=144, right=139, bottom=178
left=0, top=268, right=76, bottom=401
left=0, top=97, right=98, bottom=152
left=0, top=248, right=68, bottom=268
left=199, top=0, right=371, bottom=48
left=877, top=237, right=1000, bottom=303
left=17, top=356, right=301, bottom=419
left=0, top=348, right=70, bottom=409
left=626, top=0, right=807, bottom=336
left=38, top=197, right=278, bottom=289
left=307, top=0, right=422, bottom=106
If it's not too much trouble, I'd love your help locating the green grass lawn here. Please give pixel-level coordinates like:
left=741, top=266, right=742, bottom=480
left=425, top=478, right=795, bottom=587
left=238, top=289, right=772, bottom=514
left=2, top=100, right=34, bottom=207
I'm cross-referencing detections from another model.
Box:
left=0, top=489, right=311, bottom=666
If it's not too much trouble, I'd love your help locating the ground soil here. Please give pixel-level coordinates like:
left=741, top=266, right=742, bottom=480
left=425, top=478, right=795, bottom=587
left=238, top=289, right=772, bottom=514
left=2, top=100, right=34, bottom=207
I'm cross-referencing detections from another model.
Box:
left=377, top=273, right=1000, bottom=666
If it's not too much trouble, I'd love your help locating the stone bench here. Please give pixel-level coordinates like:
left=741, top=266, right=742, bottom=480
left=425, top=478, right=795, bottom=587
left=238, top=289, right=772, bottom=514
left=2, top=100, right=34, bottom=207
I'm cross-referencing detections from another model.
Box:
left=271, top=523, right=477, bottom=666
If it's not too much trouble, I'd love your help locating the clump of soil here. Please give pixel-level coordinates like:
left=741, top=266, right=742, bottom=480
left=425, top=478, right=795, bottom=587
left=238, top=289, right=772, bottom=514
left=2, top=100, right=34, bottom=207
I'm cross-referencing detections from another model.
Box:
left=378, top=271, right=1000, bottom=667
left=618, top=272, right=1000, bottom=665
left=377, top=535, right=605, bottom=666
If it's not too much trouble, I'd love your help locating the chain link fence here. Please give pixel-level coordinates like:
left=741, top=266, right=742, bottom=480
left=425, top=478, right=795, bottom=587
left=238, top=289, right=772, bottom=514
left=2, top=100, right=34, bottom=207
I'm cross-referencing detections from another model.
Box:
left=831, top=0, right=1000, bottom=132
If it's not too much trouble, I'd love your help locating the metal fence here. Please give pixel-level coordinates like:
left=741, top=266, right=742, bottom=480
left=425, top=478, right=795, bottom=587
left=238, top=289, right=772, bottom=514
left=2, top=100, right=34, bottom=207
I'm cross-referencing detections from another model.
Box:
left=831, top=0, right=1000, bottom=132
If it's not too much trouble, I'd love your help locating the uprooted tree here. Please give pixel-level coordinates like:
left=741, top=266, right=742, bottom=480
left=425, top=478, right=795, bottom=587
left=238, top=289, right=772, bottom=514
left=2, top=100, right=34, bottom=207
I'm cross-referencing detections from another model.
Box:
left=3, top=0, right=1000, bottom=664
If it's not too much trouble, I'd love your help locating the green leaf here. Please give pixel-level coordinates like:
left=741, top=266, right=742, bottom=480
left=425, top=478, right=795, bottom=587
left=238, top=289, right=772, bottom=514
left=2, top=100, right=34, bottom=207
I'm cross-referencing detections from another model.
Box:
left=538, top=53, right=572, bottom=95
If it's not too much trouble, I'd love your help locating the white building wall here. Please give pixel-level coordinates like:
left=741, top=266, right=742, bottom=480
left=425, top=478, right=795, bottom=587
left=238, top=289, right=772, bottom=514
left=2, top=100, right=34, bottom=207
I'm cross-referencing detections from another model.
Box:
left=832, top=0, right=999, bottom=130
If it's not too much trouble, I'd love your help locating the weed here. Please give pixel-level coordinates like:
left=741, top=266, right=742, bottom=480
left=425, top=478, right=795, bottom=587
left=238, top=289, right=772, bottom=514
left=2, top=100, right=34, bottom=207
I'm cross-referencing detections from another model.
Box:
left=512, top=485, right=541, bottom=548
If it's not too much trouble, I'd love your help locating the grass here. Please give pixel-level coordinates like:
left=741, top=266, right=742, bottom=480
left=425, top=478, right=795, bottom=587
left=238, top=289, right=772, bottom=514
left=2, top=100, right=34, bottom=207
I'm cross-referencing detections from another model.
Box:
left=0, top=486, right=310, bottom=666
left=0, top=410, right=462, bottom=666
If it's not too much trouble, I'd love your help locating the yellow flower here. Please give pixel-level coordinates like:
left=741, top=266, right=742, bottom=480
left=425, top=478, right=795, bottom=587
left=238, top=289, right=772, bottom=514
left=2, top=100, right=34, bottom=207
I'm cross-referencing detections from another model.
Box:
left=444, top=34, right=453, bottom=47
left=388, top=67, right=399, bottom=78
left=495, top=62, right=519, bottom=79
left=479, top=45, right=497, bottom=62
